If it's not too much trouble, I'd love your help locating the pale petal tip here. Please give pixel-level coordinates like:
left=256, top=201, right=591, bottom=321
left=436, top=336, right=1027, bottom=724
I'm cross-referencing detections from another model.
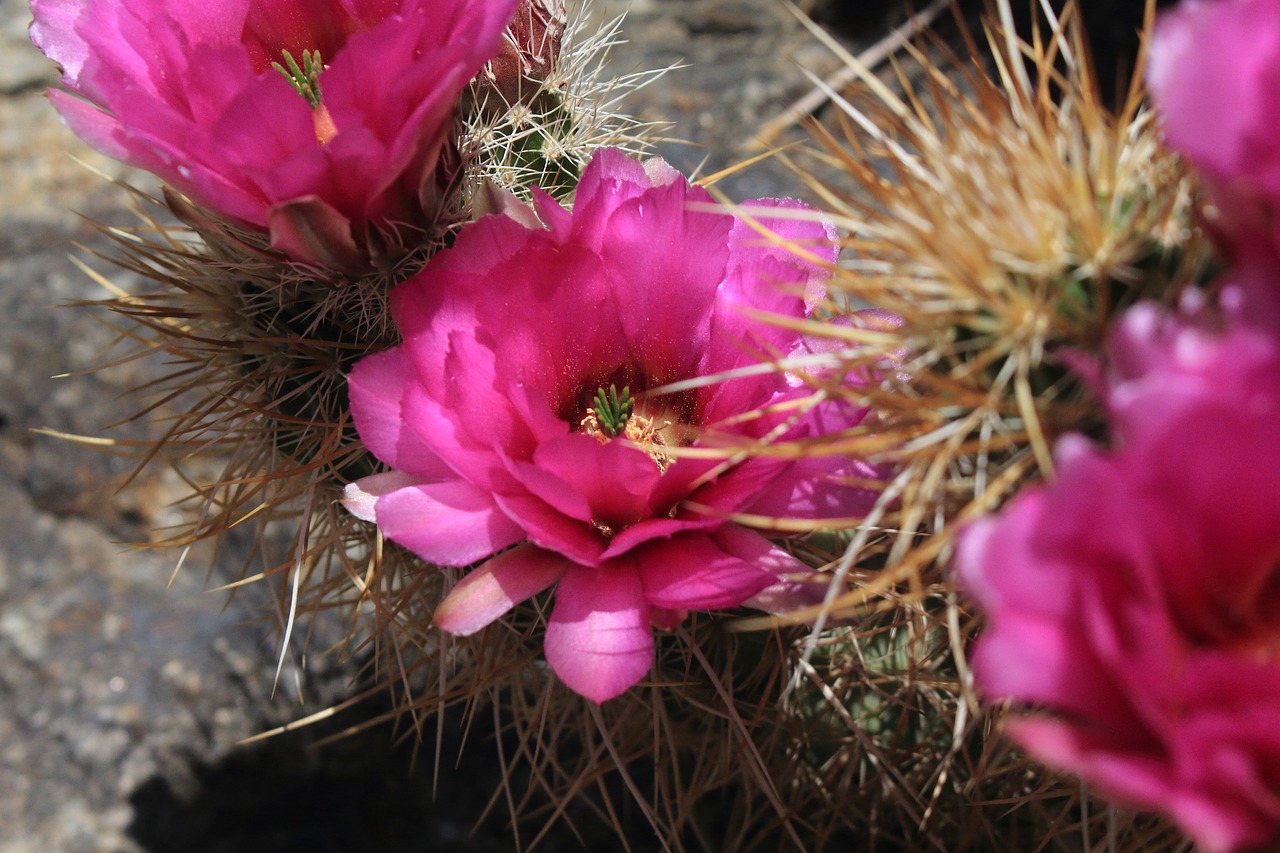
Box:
left=340, top=471, right=424, bottom=523
left=340, top=481, right=380, bottom=523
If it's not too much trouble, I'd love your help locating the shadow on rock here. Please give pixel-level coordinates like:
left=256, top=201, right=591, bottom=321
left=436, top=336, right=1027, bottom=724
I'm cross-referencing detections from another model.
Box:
left=126, top=708, right=515, bottom=853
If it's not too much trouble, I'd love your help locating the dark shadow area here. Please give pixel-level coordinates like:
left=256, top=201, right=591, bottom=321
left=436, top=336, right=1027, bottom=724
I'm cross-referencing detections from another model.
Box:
left=808, top=0, right=915, bottom=40
left=124, top=693, right=673, bottom=853
left=1020, top=0, right=1181, bottom=105
left=126, top=703, right=517, bottom=853
left=814, top=0, right=1181, bottom=110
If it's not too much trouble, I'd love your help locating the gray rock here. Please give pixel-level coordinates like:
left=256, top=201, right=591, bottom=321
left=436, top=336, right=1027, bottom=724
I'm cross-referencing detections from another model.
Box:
left=0, top=0, right=55, bottom=95
left=2, top=10, right=360, bottom=852
left=593, top=0, right=844, bottom=201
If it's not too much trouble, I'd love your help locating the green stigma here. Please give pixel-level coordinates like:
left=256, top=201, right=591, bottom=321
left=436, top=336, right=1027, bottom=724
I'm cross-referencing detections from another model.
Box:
left=272, top=49, right=324, bottom=109
left=593, top=384, right=634, bottom=438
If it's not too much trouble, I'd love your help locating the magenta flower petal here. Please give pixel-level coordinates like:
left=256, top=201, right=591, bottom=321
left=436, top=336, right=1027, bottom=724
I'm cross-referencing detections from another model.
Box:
left=340, top=470, right=422, bottom=523
left=375, top=479, right=525, bottom=566
left=530, top=185, right=573, bottom=232
left=636, top=532, right=776, bottom=611
left=715, top=524, right=846, bottom=618
left=643, top=455, right=745, bottom=518
left=395, top=381, right=506, bottom=488
left=677, top=455, right=790, bottom=515
left=957, top=489, right=1079, bottom=621
left=648, top=605, right=686, bottom=632
left=565, top=146, right=680, bottom=249
left=1009, top=712, right=1280, bottom=853
left=596, top=183, right=730, bottom=382
left=743, top=453, right=882, bottom=522
left=598, top=516, right=721, bottom=563
left=955, top=298, right=1280, bottom=852
left=345, top=148, right=883, bottom=700
left=528, top=434, right=663, bottom=531
left=1105, top=298, right=1280, bottom=452
left=544, top=562, right=654, bottom=703
left=503, top=458, right=594, bottom=523
left=1147, top=0, right=1280, bottom=182
left=1006, top=717, right=1175, bottom=816
left=434, top=543, right=568, bottom=636
left=702, top=198, right=837, bottom=376
left=43, top=88, right=133, bottom=162
left=490, top=489, right=607, bottom=568
left=972, top=610, right=1137, bottom=724
left=392, top=214, right=624, bottom=411
left=711, top=523, right=808, bottom=573
left=348, top=348, right=453, bottom=480
left=29, top=0, right=520, bottom=266
left=741, top=572, right=834, bottom=618
left=29, top=0, right=91, bottom=82
left=1147, top=0, right=1280, bottom=317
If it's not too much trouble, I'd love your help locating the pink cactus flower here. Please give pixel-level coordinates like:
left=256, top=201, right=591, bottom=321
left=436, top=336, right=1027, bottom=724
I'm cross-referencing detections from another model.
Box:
left=342, top=148, right=881, bottom=702
left=1147, top=0, right=1280, bottom=319
left=956, top=295, right=1280, bottom=852
left=29, top=0, right=518, bottom=269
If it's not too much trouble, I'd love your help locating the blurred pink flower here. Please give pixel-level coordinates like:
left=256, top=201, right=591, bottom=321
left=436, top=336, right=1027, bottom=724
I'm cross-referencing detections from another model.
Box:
left=956, top=296, right=1280, bottom=852
left=342, top=148, right=881, bottom=702
left=29, top=0, right=518, bottom=269
left=1147, top=0, right=1280, bottom=319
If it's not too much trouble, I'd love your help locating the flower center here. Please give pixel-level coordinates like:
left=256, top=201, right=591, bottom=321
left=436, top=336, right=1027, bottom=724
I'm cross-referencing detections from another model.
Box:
left=580, top=384, right=674, bottom=472
left=589, top=384, right=633, bottom=437
left=1222, top=566, right=1280, bottom=664
left=272, top=49, right=338, bottom=145
left=273, top=49, right=324, bottom=108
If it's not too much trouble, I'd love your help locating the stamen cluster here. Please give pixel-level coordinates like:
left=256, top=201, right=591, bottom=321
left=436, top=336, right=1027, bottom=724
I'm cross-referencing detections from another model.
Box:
left=272, top=49, right=325, bottom=109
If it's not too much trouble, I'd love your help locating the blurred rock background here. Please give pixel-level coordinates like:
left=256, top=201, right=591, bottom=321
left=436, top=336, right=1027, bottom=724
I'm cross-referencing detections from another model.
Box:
left=0, top=0, right=1151, bottom=850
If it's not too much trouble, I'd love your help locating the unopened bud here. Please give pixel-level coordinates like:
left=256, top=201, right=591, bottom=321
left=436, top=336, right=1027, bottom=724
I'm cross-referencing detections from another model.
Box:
left=479, top=0, right=567, bottom=107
